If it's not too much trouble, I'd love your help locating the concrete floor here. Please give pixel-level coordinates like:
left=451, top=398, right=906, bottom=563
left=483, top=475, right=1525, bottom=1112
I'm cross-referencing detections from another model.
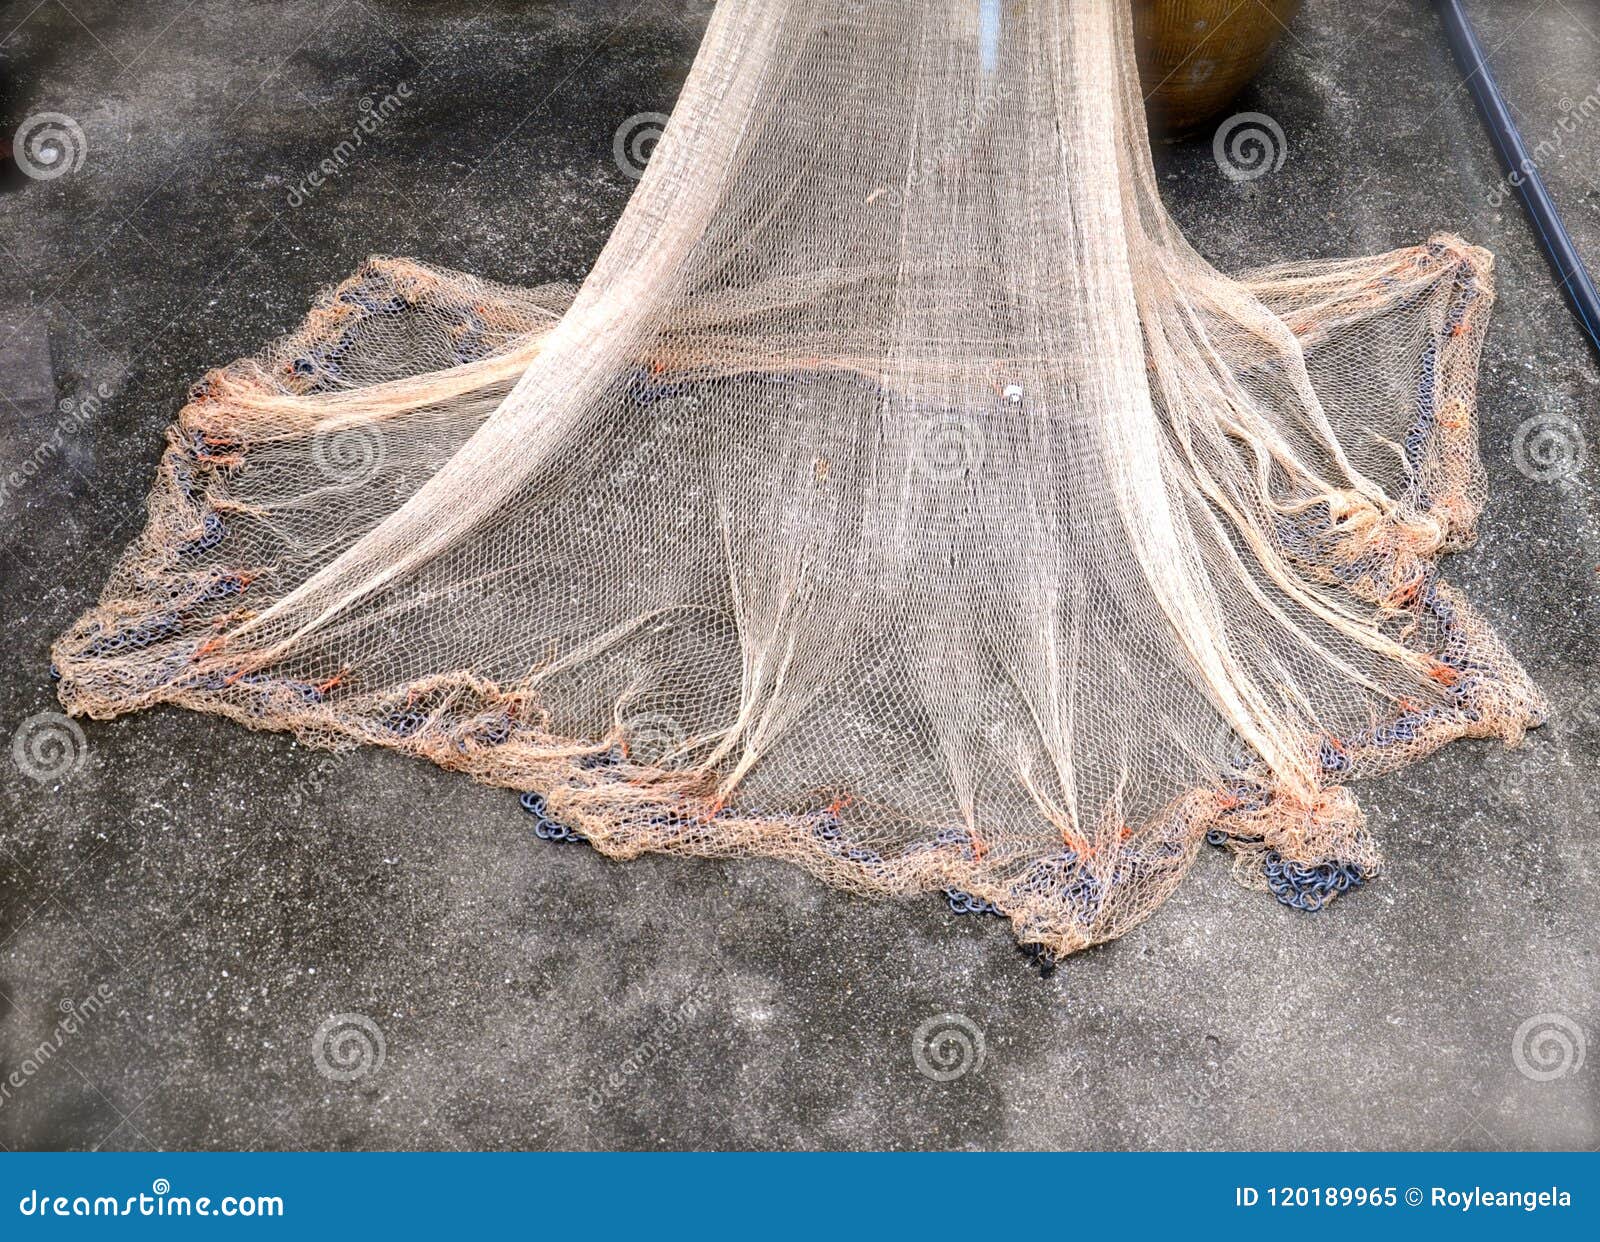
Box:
left=0, top=0, right=1595, bottom=1150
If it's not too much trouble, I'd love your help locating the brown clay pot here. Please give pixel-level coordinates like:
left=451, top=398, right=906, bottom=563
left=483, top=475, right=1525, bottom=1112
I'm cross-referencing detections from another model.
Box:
left=1133, top=0, right=1302, bottom=132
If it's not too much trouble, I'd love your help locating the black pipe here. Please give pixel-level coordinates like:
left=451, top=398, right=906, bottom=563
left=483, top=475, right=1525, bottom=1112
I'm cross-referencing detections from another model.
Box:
left=1435, top=0, right=1600, bottom=359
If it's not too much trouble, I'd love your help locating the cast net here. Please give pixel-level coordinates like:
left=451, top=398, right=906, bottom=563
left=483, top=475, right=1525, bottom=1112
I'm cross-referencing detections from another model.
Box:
left=53, top=0, right=1545, bottom=961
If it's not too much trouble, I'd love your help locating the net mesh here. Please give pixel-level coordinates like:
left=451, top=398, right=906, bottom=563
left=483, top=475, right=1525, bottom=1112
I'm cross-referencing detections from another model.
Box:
left=53, top=0, right=1545, bottom=960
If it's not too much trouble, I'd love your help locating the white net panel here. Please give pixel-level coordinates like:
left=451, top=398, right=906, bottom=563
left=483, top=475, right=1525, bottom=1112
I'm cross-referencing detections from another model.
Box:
left=54, top=0, right=1544, bottom=960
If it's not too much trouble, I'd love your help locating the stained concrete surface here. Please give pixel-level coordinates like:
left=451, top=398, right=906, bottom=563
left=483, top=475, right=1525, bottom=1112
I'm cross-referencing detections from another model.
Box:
left=0, top=0, right=1595, bottom=1151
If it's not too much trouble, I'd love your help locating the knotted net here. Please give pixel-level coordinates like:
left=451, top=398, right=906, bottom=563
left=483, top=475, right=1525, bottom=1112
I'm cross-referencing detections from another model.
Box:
left=53, top=0, right=1545, bottom=960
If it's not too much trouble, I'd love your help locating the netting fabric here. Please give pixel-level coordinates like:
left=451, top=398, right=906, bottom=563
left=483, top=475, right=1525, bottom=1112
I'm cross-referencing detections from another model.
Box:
left=53, top=0, right=1545, bottom=960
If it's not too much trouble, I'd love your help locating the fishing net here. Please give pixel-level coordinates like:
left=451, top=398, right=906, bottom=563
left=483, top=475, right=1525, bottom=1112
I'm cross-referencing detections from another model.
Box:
left=53, top=0, right=1545, bottom=961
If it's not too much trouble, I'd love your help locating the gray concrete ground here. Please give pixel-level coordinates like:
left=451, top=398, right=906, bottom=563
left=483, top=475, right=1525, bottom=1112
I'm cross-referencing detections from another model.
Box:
left=0, top=0, right=1595, bottom=1151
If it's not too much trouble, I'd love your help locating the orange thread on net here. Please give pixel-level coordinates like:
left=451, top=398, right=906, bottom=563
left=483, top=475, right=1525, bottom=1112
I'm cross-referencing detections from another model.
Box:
left=1389, top=575, right=1424, bottom=608
left=1427, top=661, right=1460, bottom=686
left=315, top=670, right=347, bottom=695
left=197, top=435, right=245, bottom=465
